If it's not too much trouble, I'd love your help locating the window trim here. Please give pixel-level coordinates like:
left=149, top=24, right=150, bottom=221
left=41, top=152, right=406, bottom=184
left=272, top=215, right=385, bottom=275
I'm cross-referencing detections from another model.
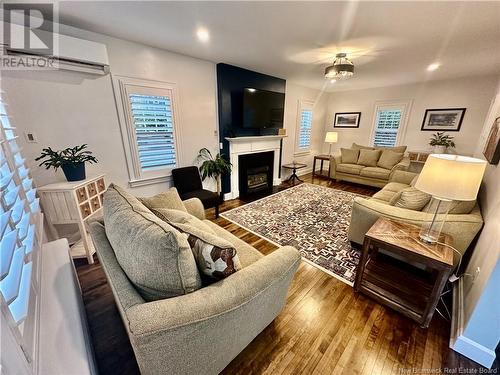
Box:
left=294, top=100, right=314, bottom=156
left=112, top=75, right=183, bottom=187
left=369, top=100, right=412, bottom=147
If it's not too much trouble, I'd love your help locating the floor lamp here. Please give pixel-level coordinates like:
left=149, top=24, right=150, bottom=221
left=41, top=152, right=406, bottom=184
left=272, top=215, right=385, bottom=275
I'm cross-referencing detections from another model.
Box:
left=414, top=154, right=487, bottom=244
left=325, top=132, right=338, bottom=155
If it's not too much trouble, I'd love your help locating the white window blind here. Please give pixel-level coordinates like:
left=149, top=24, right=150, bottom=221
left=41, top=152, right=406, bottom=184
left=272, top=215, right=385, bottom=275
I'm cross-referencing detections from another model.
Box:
left=129, top=94, right=177, bottom=170
left=113, top=76, right=181, bottom=187
left=295, top=101, right=314, bottom=154
left=371, top=102, right=411, bottom=148
left=0, top=91, right=42, bottom=368
left=373, top=109, right=402, bottom=147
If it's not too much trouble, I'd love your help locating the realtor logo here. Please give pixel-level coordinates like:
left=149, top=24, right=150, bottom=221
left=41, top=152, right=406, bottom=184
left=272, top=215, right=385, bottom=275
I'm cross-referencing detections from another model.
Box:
left=2, top=3, right=57, bottom=70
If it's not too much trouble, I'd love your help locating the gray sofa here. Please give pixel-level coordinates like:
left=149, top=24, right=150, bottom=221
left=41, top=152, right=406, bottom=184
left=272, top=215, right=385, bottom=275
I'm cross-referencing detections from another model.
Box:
left=89, top=193, right=300, bottom=375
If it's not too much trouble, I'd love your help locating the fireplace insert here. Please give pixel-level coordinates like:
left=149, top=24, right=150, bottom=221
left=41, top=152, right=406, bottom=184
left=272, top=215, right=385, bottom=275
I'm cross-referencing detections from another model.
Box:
left=238, top=151, right=274, bottom=197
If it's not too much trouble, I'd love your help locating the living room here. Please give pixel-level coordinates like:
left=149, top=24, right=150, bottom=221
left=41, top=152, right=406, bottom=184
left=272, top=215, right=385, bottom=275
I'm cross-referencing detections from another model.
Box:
left=1, top=1, right=499, bottom=374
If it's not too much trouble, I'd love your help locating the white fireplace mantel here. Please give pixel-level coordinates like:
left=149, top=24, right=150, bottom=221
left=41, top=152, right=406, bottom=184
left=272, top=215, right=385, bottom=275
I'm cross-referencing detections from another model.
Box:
left=224, top=135, right=286, bottom=200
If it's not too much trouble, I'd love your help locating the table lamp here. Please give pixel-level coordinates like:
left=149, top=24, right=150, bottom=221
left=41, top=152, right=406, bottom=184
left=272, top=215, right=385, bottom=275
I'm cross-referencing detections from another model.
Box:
left=414, top=154, right=487, bottom=244
left=325, top=132, right=338, bottom=155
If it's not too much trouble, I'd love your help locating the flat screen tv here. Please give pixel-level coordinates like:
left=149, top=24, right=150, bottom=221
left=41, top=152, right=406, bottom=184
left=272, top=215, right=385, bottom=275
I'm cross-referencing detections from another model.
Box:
left=242, top=88, right=285, bottom=129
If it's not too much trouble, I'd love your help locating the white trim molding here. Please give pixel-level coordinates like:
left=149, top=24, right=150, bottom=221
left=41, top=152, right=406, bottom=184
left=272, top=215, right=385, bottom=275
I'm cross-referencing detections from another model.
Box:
left=369, top=99, right=413, bottom=147
left=450, top=278, right=497, bottom=368
left=294, top=99, right=314, bottom=154
left=224, top=135, right=286, bottom=200
left=111, top=75, right=183, bottom=187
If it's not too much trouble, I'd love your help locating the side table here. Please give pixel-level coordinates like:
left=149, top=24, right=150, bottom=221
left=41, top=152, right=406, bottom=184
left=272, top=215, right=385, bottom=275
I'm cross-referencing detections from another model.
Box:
left=38, top=174, right=107, bottom=264
left=312, top=154, right=331, bottom=177
left=354, top=218, right=454, bottom=328
left=282, top=162, right=307, bottom=185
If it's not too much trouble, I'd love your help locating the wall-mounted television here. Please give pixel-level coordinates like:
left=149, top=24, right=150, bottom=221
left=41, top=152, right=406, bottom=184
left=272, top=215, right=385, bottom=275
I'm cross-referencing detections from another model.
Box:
left=242, top=88, right=285, bottom=129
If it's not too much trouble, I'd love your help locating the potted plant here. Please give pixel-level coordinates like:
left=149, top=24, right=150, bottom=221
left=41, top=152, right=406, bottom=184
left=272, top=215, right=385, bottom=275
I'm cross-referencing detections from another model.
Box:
left=196, top=148, right=232, bottom=199
left=35, top=144, right=98, bottom=182
left=429, top=132, right=456, bottom=154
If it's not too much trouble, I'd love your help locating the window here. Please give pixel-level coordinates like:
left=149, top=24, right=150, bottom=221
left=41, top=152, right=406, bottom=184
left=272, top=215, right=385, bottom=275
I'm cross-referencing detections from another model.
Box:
left=113, top=76, right=182, bottom=187
left=1, top=92, right=42, bottom=370
left=371, top=101, right=412, bottom=147
left=295, top=100, right=314, bottom=154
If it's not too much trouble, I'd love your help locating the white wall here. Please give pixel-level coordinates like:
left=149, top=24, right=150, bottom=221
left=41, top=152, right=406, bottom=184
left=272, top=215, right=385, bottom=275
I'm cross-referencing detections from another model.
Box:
left=1, top=25, right=219, bottom=196
left=324, top=76, right=498, bottom=156
left=282, top=82, right=328, bottom=177
left=452, top=80, right=500, bottom=367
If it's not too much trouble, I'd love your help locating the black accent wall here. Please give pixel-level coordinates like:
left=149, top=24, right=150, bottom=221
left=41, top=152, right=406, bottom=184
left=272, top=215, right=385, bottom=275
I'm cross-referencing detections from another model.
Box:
left=217, top=63, right=286, bottom=193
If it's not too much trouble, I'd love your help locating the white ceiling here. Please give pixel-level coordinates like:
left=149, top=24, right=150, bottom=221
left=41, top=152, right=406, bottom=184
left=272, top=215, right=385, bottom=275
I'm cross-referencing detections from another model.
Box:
left=57, top=1, right=500, bottom=92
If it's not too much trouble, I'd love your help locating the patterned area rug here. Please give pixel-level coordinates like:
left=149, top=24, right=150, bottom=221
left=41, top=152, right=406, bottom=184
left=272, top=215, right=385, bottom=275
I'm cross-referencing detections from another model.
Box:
left=221, top=183, right=365, bottom=285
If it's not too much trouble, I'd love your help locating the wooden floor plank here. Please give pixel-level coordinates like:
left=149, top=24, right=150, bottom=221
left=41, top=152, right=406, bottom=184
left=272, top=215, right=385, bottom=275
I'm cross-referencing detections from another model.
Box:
left=74, top=174, right=496, bottom=374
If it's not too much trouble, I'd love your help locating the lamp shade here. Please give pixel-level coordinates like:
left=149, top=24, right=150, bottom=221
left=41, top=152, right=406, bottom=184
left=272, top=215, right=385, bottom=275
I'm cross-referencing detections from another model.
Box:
left=415, top=154, right=487, bottom=201
left=324, top=131, right=338, bottom=143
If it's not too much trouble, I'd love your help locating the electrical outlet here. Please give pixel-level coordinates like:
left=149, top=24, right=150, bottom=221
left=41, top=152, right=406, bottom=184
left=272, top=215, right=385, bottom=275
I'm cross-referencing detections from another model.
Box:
left=473, top=267, right=480, bottom=282
left=24, top=131, right=38, bottom=143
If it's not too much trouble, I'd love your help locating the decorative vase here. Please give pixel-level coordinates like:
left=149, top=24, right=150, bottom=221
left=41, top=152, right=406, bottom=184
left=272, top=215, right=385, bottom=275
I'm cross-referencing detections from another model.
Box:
left=61, top=162, right=86, bottom=182
left=433, top=145, right=446, bottom=154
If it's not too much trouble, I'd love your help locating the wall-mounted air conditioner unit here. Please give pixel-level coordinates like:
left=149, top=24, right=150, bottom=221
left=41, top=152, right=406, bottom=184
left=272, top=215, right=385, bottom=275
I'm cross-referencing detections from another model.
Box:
left=4, top=25, right=110, bottom=75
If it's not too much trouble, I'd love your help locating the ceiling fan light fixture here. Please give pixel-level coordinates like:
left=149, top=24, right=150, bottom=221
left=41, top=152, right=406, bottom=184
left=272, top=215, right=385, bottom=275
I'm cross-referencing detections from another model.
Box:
left=325, top=53, right=354, bottom=80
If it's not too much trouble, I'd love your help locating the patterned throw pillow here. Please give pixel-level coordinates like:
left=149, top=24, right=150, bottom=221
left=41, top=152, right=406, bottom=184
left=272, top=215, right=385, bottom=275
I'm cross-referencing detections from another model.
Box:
left=390, top=187, right=431, bottom=211
left=186, top=235, right=241, bottom=280
left=151, top=208, right=242, bottom=280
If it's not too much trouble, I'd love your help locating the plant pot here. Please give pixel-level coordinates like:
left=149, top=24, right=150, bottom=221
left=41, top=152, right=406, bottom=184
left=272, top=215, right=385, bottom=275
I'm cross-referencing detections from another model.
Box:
left=433, top=145, right=446, bottom=154
left=62, top=162, right=86, bottom=182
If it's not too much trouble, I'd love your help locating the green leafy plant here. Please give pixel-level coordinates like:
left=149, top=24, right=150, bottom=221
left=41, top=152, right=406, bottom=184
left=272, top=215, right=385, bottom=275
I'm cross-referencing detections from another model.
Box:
left=196, top=148, right=232, bottom=196
left=429, top=132, right=456, bottom=148
left=35, top=144, right=98, bottom=170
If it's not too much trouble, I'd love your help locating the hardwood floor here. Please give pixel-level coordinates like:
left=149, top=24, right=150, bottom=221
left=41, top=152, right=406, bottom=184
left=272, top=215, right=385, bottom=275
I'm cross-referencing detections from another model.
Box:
left=75, top=174, right=497, bottom=374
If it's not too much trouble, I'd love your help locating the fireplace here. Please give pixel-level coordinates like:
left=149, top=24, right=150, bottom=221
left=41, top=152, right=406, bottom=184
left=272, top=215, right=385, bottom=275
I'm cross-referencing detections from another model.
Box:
left=238, top=151, right=274, bottom=197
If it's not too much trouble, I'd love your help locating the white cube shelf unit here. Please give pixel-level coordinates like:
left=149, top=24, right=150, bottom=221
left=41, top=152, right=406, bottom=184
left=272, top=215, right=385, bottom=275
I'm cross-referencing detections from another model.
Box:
left=38, top=174, right=107, bottom=264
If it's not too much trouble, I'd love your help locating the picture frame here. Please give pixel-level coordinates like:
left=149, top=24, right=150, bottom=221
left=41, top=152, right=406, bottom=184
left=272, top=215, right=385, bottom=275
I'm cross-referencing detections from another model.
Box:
left=483, top=116, right=500, bottom=165
left=421, top=108, right=466, bottom=132
left=334, top=112, right=361, bottom=128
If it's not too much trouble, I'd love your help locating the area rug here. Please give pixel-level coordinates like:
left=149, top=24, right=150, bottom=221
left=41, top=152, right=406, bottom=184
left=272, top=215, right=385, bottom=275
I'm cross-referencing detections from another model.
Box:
left=221, top=183, right=366, bottom=286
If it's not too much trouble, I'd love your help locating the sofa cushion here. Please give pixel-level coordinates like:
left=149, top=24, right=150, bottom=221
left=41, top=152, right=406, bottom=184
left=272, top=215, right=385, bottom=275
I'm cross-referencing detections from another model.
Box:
left=357, top=149, right=382, bottom=167
left=336, top=163, right=365, bottom=175
left=377, top=150, right=404, bottom=170
left=360, top=166, right=391, bottom=180
left=341, top=148, right=359, bottom=164
left=423, top=199, right=477, bottom=215
left=351, top=143, right=375, bottom=150
left=390, top=187, right=431, bottom=211
left=152, top=208, right=242, bottom=281
left=372, top=189, right=398, bottom=203
left=375, top=145, right=407, bottom=154
left=384, top=182, right=409, bottom=193
left=103, top=184, right=202, bottom=301
left=139, top=187, right=187, bottom=212
left=203, top=220, right=263, bottom=268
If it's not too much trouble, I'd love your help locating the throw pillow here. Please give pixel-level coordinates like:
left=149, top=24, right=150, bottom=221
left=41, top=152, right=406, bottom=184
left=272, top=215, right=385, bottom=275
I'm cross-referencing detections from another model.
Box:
left=377, top=150, right=404, bottom=170
left=351, top=143, right=375, bottom=150
left=375, top=145, right=407, bottom=154
left=153, top=208, right=242, bottom=280
left=103, top=184, right=201, bottom=301
left=341, top=148, right=360, bottom=164
left=422, top=199, right=477, bottom=215
left=357, top=149, right=382, bottom=167
left=139, top=187, right=187, bottom=212
left=390, top=187, right=431, bottom=211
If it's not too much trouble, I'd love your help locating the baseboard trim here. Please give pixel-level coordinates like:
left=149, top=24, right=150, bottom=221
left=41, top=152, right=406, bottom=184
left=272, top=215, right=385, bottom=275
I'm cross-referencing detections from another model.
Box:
left=450, top=278, right=497, bottom=369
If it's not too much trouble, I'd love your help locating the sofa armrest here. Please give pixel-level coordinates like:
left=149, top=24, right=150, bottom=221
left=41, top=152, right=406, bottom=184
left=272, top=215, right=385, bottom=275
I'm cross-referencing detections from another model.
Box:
left=126, top=245, right=300, bottom=335
left=390, top=170, right=418, bottom=185
left=329, top=155, right=342, bottom=178
left=349, top=197, right=483, bottom=262
left=183, top=197, right=206, bottom=220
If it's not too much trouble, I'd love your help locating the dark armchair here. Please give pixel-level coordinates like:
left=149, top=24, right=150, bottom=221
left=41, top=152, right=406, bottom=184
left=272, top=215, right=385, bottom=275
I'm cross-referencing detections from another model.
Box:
left=172, top=166, right=220, bottom=217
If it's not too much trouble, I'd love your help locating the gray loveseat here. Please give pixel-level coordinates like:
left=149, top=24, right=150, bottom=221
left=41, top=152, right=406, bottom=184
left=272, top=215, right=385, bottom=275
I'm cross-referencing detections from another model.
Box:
left=89, top=189, right=300, bottom=375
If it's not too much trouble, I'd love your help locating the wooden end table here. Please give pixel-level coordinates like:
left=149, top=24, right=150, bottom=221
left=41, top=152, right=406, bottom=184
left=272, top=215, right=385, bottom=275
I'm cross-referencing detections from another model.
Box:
left=312, top=154, right=331, bottom=178
left=354, top=218, right=454, bottom=328
left=282, top=162, right=307, bottom=185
